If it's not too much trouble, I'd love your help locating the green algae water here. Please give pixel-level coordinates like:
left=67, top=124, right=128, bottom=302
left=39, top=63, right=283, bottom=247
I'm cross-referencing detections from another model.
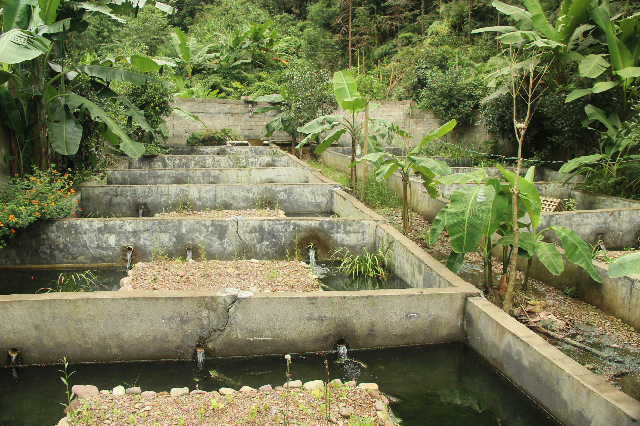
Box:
left=1, top=344, right=561, bottom=426
left=0, top=268, right=126, bottom=295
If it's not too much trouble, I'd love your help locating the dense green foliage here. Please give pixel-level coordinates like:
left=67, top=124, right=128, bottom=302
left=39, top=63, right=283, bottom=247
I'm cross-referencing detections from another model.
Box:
left=187, top=128, right=241, bottom=146
left=2, top=0, right=639, bottom=199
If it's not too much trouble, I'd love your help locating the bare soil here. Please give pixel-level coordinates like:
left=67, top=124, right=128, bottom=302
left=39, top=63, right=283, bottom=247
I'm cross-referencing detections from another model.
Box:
left=129, top=260, right=320, bottom=292
left=66, top=381, right=390, bottom=426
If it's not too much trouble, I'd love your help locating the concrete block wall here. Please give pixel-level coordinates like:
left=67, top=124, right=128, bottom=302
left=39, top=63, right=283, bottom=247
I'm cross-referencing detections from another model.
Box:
left=165, top=98, right=495, bottom=149
left=168, top=98, right=291, bottom=145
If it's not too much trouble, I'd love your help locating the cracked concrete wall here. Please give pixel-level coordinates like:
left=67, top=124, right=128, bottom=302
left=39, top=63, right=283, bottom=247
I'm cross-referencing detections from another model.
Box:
left=0, top=287, right=471, bottom=365
left=79, top=183, right=335, bottom=217
left=213, top=289, right=470, bottom=356
left=106, top=168, right=312, bottom=185
left=128, top=155, right=297, bottom=169
left=0, top=218, right=379, bottom=266
left=332, top=189, right=385, bottom=219
left=0, top=290, right=232, bottom=364
left=465, top=297, right=640, bottom=426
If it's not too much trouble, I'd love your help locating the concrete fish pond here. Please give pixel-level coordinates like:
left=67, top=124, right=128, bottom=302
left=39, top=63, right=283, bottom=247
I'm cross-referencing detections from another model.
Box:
left=2, top=345, right=562, bottom=426
left=1, top=146, right=639, bottom=426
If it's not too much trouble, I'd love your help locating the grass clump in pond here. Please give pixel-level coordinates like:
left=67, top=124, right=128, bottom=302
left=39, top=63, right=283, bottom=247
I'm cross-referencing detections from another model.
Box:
left=334, top=243, right=391, bottom=278
left=37, top=271, right=98, bottom=293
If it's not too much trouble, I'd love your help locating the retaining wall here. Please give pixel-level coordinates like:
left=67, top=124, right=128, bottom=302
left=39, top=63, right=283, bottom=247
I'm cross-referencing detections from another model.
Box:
left=166, top=98, right=496, bottom=149
left=493, top=244, right=640, bottom=331
left=169, top=146, right=284, bottom=156
left=106, top=168, right=312, bottom=185
left=79, top=183, right=337, bottom=217
left=0, top=218, right=382, bottom=266
left=128, top=154, right=300, bottom=169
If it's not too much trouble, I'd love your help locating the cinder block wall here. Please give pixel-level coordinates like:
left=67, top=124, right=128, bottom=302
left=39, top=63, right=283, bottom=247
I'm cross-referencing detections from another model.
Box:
left=168, top=98, right=292, bottom=145
left=165, top=98, right=491, bottom=148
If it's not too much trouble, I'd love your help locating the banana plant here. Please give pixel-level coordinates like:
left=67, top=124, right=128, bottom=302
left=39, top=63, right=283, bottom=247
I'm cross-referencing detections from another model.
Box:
left=353, top=120, right=456, bottom=234
left=0, top=0, right=173, bottom=172
left=170, top=28, right=216, bottom=78
left=473, top=0, right=595, bottom=90
left=608, top=252, right=640, bottom=279
left=566, top=2, right=640, bottom=113
left=252, top=92, right=298, bottom=154
left=297, top=70, right=384, bottom=186
left=427, top=168, right=510, bottom=291
left=429, top=165, right=601, bottom=292
left=558, top=105, right=640, bottom=195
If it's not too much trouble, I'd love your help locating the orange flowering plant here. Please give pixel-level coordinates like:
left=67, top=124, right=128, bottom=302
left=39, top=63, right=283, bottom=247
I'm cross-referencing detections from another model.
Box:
left=0, top=168, right=77, bottom=249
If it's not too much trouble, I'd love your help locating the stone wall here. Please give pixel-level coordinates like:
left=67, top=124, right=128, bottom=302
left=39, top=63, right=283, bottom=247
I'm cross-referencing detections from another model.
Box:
left=168, top=98, right=291, bottom=145
left=165, top=98, right=498, bottom=150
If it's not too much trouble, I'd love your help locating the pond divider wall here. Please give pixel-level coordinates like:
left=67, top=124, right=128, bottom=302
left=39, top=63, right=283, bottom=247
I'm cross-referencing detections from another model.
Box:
left=106, top=167, right=313, bottom=185
left=128, top=154, right=299, bottom=169
left=79, top=183, right=338, bottom=217
left=466, top=297, right=640, bottom=426
left=0, top=218, right=383, bottom=266
left=322, top=149, right=640, bottom=331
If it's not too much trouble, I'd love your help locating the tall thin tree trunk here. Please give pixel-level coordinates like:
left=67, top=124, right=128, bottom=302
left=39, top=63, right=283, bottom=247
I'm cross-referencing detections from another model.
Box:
left=349, top=1, right=352, bottom=69
left=468, top=0, right=472, bottom=40
left=361, top=97, right=369, bottom=200
left=422, top=0, right=425, bottom=36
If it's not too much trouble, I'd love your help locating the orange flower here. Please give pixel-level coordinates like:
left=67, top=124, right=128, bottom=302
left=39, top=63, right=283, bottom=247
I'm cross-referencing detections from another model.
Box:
left=36, top=180, right=40, bottom=184
left=11, top=229, right=15, bottom=233
left=51, top=202, right=54, bottom=206
left=70, top=189, right=75, bottom=193
left=32, top=189, right=35, bottom=193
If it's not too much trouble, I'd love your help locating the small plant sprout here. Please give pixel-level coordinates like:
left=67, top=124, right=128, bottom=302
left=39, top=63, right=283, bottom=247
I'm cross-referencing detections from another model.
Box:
left=58, top=357, right=75, bottom=409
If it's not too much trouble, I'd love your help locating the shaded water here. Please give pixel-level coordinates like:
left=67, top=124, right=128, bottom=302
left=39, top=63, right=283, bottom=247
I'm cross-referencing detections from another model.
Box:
left=0, top=268, right=127, bottom=295
left=319, top=270, right=409, bottom=291
left=0, top=344, right=561, bottom=426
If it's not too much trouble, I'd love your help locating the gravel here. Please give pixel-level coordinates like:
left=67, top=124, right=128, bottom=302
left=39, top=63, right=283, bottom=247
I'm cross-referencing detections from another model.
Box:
left=129, top=260, right=321, bottom=292
left=63, top=381, right=392, bottom=426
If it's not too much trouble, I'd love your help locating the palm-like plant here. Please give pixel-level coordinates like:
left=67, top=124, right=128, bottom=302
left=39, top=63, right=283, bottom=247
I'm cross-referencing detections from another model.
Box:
left=0, top=0, right=173, bottom=173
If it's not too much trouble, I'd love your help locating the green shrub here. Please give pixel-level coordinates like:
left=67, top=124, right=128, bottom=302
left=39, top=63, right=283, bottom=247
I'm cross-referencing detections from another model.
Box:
left=0, top=168, right=78, bottom=249
left=355, top=172, right=402, bottom=209
left=187, top=128, right=241, bottom=146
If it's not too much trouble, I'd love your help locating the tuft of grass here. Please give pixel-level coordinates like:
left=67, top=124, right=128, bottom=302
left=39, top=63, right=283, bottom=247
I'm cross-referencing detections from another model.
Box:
left=334, top=242, right=392, bottom=278
left=355, top=172, right=402, bottom=209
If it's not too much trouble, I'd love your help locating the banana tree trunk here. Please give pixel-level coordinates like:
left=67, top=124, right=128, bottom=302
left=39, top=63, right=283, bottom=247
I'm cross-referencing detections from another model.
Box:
left=402, top=175, right=409, bottom=234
